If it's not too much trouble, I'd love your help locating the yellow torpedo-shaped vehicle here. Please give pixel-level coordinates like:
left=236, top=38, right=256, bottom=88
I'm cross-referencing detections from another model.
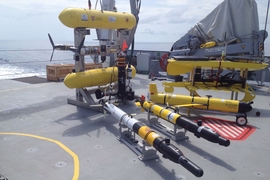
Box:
left=64, top=65, right=136, bottom=88
left=59, top=8, right=136, bottom=29
left=149, top=83, right=252, bottom=126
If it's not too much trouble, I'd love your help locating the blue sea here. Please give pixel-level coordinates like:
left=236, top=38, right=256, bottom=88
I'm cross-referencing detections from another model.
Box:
left=0, top=40, right=173, bottom=80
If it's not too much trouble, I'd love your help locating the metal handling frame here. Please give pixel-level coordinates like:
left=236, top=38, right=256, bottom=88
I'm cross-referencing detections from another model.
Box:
left=67, top=28, right=104, bottom=112
left=117, top=121, right=159, bottom=161
left=146, top=107, right=189, bottom=142
left=65, top=0, right=141, bottom=111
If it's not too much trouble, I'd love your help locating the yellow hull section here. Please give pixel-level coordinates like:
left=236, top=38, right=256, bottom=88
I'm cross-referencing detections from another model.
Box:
left=150, top=93, right=240, bottom=113
left=59, top=8, right=136, bottom=29
left=162, top=81, right=256, bottom=102
left=149, top=83, right=241, bottom=113
left=167, top=59, right=268, bottom=75
left=138, top=126, right=159, bottom=146
left=64, top=65, right=136, bottom=88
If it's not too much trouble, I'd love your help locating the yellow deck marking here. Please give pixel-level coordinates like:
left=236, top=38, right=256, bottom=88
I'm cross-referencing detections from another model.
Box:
left=0, top=132, right=79, bottom=180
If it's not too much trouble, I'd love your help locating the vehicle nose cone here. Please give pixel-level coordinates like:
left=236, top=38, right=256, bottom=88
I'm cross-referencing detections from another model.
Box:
left=238, top=102, right=252, bottom=113
left=59, top=8, right=78, bottom=28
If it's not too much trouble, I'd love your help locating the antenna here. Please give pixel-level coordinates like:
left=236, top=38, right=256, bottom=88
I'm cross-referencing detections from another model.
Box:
left=224, top=32, right=227, bottom=56
left=88, top=0, right=91, bottom=9
left=263, top=0, right=270, bottom=42
left=95, top=0, right=98, bottom=10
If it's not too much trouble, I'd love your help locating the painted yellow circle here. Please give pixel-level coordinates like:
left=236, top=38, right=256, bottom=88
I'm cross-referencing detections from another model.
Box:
left=0, top=132, right=79, bottom=180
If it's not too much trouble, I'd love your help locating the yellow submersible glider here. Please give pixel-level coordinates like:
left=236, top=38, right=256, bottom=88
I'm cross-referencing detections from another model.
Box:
left=166, top=58, right=269, bottom=75
left=148, top=83, right=252, bottom=126
left=103, top=102, right=204, bottom=177
left=149, top=83, right=252, bottom=114
left=135, top=98, right=230, bottom=146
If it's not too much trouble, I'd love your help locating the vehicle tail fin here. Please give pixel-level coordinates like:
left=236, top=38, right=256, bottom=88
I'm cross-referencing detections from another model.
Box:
left=149, top=83, right=158, bottom=95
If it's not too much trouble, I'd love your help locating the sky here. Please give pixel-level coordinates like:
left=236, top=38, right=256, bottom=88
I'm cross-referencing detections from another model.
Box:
left=0, top=0, right=269, bottom=43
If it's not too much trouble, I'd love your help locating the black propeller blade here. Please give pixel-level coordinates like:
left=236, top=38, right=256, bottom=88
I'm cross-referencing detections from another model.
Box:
left=47, top=33, right=85, bottom=61
left=48, top=33, right=55, bottom=61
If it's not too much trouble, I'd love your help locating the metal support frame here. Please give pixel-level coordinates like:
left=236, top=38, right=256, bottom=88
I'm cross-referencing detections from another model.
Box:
left=146, top=111, right=189, bottom=142
left=67, top=28, right=103, bottom=112
left=117, top=122, right=159, bottom=161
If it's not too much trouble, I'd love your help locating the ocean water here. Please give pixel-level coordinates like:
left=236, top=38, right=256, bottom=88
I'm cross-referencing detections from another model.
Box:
left=0, top=40, right=269, bottom=80
left=0, top=40, right=173, bottom=79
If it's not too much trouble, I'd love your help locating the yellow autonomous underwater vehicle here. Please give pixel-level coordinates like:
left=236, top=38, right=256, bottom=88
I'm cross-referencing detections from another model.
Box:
left=148, top=83, right=252, bottom=126
left=59, top=8, right=136, bottom=30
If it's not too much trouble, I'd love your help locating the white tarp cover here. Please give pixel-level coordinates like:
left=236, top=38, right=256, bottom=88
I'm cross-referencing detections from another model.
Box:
left=188, top=0, right=259, bottom=43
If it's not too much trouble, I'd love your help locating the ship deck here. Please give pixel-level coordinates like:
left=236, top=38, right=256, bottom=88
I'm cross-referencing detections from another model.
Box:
left=0, top=74, right=270, bottom=180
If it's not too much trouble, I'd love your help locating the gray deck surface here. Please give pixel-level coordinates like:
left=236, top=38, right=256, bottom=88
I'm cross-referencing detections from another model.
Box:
left=0, top=74, right=269, bottom=180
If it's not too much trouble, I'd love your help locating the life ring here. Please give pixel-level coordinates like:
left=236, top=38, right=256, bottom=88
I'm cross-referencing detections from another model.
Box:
left=159, top=53, right=169, bottom=71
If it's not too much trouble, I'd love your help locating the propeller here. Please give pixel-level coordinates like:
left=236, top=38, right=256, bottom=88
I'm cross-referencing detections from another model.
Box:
left=48, top=33, right=56, bottom=61
left=48, top=33, right=85, bottom=61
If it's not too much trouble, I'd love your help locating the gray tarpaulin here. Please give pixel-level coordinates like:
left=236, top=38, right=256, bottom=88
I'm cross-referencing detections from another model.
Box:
left=188, top=0, right=259, bottom=43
